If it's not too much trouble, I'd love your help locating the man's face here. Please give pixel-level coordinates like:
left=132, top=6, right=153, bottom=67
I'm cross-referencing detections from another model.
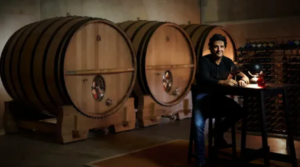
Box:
left=210, top=40, right=225, bottom=58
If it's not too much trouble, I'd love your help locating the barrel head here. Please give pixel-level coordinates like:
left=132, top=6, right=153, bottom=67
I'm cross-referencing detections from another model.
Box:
left=63, top=20, right=136, bottom=118
left=143, top=23, right=196, bottom=106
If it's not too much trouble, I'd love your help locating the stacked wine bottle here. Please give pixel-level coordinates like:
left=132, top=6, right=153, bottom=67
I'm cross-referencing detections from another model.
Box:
left=236, top=40, right=300, bottom=137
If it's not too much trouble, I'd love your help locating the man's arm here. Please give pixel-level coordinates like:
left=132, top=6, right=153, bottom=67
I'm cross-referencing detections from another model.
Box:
left=237, top=72, right=248, bottom=79
left=229, top=60, right=249, bottom=83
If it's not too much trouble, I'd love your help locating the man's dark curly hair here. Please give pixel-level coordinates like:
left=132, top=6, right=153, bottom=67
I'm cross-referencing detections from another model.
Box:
left=208, top=34, right=227, bottom=49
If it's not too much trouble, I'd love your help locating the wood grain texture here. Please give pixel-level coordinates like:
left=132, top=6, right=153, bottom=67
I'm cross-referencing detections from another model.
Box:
left=118, top=20, right=196, bottom=107
left=0, top=16, right=137, bottom=119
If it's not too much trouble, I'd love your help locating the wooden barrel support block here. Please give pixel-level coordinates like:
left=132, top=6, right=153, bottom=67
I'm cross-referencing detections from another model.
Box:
left=3, top=97, right=136, bottom=143
left=118, top=20, right=196, bottom=107
left=0, top=16, right=137, bottom=119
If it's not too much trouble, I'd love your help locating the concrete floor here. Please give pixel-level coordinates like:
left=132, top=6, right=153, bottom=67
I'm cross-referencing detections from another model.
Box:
left=0, top=119, right=299, bottom=167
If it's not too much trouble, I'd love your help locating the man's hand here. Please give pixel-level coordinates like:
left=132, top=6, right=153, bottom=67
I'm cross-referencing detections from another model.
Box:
left=218, top=79, right=238, bottom=87
left=236, top=72, right=249, bottom=84
left=241, top=76, right=250, bottom=84
left=238, top=80, right=247, bottom=87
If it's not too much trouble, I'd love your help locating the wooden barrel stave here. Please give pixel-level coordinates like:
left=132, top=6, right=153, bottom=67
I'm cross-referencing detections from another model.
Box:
left=20, top=18, right=65, bottom=111
left=120, top=21, right=166, bottom=97
left=9, top=17, right=83, bottom=112
left=118, top=20, right=148, bottom=39
left=118, top=21, right=158, bottom=96
left=10, top=21, right=43, bottom=105
left=44, top=17, right=89, bottom=108
left=1, top=23, right=33, bottom=101
left=130, top=21, right=160, bottom=95
left=119, top=21, right=196, bottom=106
left=1, top=17, right=137, bottom=118
left=32, top=17, right=81, bottom=112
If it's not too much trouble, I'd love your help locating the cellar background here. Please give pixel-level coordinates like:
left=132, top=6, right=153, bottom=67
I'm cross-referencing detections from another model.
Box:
left=0, top=0, right=300, bottom=132
left=0, top=1, right=300, bottom=167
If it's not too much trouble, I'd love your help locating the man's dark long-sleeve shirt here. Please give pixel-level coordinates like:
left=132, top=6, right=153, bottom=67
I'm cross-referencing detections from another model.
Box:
left=196, top=54, right=237, bottom=86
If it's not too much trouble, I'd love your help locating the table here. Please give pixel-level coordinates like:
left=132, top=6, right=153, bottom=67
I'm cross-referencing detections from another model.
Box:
left=195, top=83, right=298, bottom=167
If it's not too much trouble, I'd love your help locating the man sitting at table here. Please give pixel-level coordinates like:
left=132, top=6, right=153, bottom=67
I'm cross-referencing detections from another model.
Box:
left=192, top=34, right=250, bottom=167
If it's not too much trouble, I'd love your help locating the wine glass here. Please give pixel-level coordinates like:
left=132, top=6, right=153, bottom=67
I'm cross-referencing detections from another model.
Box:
left=230, top=66, right=241, bottom=81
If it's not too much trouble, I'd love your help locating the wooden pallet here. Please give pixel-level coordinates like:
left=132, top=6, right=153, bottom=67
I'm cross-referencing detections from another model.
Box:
left=136, top=91, right=192, bottom=127
left=3, top=98, right=136, bottom=144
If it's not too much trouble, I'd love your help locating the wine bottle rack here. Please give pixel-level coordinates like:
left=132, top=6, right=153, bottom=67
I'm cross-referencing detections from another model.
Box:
left=235, top=39, right=300, bottom=138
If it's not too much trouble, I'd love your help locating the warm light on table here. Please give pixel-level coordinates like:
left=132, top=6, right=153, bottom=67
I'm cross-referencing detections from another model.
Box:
left=245, top=84, right=266, bottom=89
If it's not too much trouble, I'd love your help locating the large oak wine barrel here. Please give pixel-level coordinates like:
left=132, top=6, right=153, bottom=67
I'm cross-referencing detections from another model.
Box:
left=180, top=24, right=237, bottom=61
left=118, top=20, right=196, bottom=107
left=0, top=16, right=137, bottom=119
